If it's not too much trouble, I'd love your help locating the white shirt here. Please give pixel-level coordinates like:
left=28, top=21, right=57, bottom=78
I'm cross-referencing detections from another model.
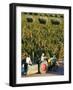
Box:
left=26, top=57, right=32, bottom=64
left=41, top=56, right=45, bottom=61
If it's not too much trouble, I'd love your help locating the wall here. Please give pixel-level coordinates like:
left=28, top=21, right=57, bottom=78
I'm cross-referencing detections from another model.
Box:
left=0, top=0, right=72, bottom=89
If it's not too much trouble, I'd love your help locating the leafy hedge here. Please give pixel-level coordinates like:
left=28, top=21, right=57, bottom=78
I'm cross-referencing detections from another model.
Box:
left=21, top=13, right=64, bottom=62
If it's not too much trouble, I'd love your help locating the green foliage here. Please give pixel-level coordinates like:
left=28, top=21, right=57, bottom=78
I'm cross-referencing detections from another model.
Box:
left=21, top=13, right=64, bottom=61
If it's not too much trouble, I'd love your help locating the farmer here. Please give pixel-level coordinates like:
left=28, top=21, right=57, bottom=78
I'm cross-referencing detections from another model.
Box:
left=48, top=55, right=56, bottom=66
left=41, top=53, right=47, bottom=62
left=22, top=54, right=32, bottom=75
left=26, top=55, right=32, bottom=65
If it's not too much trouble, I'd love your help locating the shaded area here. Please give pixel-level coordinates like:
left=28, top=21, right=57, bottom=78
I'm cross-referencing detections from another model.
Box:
left=48, top=66, right=64, bottom=75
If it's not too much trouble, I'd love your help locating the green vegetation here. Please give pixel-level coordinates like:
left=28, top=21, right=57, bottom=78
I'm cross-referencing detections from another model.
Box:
left=21, top=13, right=64, bottom=62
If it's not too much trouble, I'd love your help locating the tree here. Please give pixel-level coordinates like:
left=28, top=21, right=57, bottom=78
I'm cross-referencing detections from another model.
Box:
left=21, top=13, right=64, bottom=62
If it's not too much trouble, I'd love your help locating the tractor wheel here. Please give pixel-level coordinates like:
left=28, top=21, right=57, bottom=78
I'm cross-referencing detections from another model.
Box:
left=39, top=61, right=48, bottom=74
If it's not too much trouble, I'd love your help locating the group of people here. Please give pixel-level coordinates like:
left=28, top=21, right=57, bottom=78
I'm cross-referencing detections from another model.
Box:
left=21, top=52, right=57, bottom=75
left=21, top=53, right=46, bottom=75
left=25, top=53, right=46, bottom=65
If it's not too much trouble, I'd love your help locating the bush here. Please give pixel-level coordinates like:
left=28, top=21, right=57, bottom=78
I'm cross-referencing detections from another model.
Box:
left=38, top=18, right=46, bottom=24
left=26, top=17, right=33, bottom=23
left=29, top=13, right=33, bottom=15
left=60, top=15, right=64, bottom=18
left=51, top=19, right=60, bottom=25
left=34, top=13, right=38, bottom=15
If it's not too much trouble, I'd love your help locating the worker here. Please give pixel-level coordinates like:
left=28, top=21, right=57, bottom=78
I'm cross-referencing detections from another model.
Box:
left=52, top=55, right=56, bottom=65
left=41, top=53, right=47, bottom=62
left=22, top=55, right=32, bottom=75
left=48, top=55, right=56, bottom=66
left=26, top=55, right=32, bottom=65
